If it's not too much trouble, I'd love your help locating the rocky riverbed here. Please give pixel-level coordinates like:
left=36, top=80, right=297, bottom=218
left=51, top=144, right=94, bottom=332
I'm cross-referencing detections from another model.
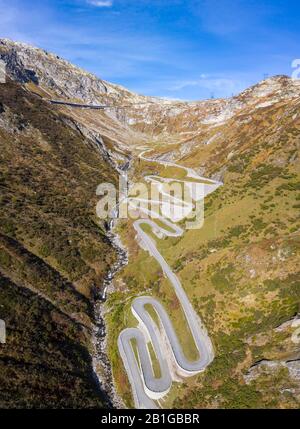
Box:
left=92, top=219, right=129, bottom=408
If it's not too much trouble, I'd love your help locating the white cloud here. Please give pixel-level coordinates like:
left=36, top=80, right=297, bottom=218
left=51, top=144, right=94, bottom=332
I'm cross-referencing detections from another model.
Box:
left=166, top=74, right=249, bottom=98
left=87, top=0, right=113, bottom=7
left=169, top=77, right=237, bottom=92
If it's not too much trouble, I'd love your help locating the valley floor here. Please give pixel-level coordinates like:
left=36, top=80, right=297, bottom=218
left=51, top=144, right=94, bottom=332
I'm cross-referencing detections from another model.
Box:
left=105, top=141, right=300, bottom=409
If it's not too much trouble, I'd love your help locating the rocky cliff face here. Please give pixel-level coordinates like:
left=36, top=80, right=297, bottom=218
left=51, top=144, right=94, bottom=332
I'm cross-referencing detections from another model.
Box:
left=0, top=39, right=108, bottom=101
left=0, top=39, right=141, bottom=168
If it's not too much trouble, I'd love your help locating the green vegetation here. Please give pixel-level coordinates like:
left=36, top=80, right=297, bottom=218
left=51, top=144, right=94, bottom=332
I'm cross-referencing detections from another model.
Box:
left=106, top=92, right=300, bottom=408
left=0, top=80, right=117, bottom=407
left=0, top=274, right=105, bottom=408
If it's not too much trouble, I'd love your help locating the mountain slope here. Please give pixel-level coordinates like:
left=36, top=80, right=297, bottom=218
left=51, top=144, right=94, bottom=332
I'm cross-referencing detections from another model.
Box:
left=0, top=38, right=299, bottom=409
left=0, top=78, right=117, bottom=408
left=2, top=38, right=300, bottom=154
left=107, top=92, right=300, bottom=407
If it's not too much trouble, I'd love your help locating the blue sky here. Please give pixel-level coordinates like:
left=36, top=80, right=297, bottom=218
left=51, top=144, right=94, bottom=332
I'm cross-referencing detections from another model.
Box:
left=1, top=0, right=300, bottom=100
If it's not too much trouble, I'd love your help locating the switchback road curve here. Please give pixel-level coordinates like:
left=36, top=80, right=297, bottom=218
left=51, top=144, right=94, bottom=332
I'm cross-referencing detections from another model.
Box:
left=117, top=152, right=222, bottom=409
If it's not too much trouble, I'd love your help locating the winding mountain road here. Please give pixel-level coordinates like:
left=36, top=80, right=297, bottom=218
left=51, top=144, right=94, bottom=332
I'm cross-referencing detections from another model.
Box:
left=118, top=152, right=222, bottom=409
left=49, top=99, right=108, bottom=109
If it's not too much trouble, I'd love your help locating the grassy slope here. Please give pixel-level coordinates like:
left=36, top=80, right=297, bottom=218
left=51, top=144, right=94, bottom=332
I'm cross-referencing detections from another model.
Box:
left=106, top=96, right=300, bottom=408
left=0, top=80, right=117, bottom=408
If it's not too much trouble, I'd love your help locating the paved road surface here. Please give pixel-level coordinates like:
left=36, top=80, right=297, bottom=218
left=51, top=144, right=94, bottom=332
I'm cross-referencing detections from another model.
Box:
left=49, top=100, right=108, bottom=109
left=118, top=151, right=222, bottom=409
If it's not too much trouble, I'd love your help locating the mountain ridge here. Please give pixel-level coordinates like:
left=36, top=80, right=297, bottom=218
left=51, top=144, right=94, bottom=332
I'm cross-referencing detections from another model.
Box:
left=0, top=38, right=299, bottom=409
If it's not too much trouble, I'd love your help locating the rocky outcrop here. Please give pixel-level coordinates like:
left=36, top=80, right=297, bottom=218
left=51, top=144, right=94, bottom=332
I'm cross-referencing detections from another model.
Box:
left=0, top=39, right=107, bottom=101
left=0, top=42, right=39, bottom=84
left=1, top=38, right=300, bottom=156
left=244, top=359, right=300, bottom=384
